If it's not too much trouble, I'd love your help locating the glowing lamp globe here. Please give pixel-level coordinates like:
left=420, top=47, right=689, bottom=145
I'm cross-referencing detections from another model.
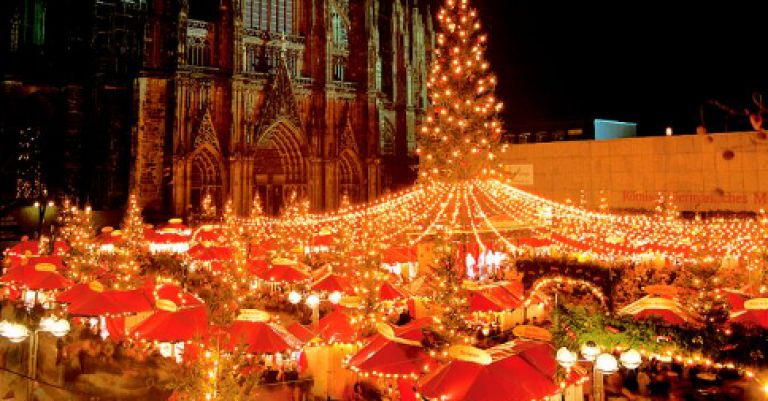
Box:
left=595, top=353, right=619, bottom=375
left=556, top=347, right=577, bottom=369
left=2, top=323, right=30, bottom=343
left=620, top=349, right=642, bottom=370
left=328, top=291, right=342, bottom=305
left=305, top=294, right=320, bottom=308
left=288, top=291, right=302, bottom=305
left=580, top=341, right=600, bottom=362
left=40, top=317, right=71, bottom=338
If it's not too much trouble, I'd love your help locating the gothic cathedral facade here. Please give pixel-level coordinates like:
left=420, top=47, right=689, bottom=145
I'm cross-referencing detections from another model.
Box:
left=135, top=0, right=433, bottom=217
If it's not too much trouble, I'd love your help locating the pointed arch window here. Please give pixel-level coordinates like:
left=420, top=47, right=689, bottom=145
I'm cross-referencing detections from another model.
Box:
left=244, top=0, right=293, bottom=34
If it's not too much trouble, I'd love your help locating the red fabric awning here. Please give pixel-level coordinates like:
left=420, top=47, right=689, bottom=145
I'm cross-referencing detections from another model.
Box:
left=149, top=283, right=204, bottom=307
left=731, top=309, right=768, bottom=329
left=311, top=274, right=352, bottom=294
left=256, top=263, right=310, bottom=284
left=418, top=341, right=584, bottom=401
left=379, top=282, right=407, bottom=301
left=287, top=322, right=316, bottom=344
left=348, top=336, right=434, bottom=376
left=132, top=306, right=208, bottom=342
left=468, top=282, right=524, bottom=313
left=227, top=321, right=303, bottom=354
left=383, top=246, right=418, bottom=264
left=620, top=296, right=698, bottom=326
left=318, top=310, right=358, bottom=344
left=1, top=263, right=71, bottom=291
left=188, top=244, right=233, bottom=261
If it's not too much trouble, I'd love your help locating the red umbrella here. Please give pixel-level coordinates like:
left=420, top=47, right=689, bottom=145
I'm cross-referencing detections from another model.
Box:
left=311, top=273, right=352, bottom=294
left=132, top=305, right=208, bottom=343
left=418, top=341, right=584, bottom=401
left=318, top=310, right=358, bottom=344
left=287, top=322, right=315, bottom=344
left=1, top=262, right=71, bottom=291
left=256, top=259, right=310, bottom=283
left=379, top=282, right=407, bottom=301
left=227, top=320, right=303, bottom=354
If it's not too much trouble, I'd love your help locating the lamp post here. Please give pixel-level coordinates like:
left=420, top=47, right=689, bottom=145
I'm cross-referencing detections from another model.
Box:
left=0, top=316, right=70, bottom=399
left=32, top=189, right=53, bottom=240
left=557, top=344, right=640, bottom=401
left=288, top=291, right=342, bottom=330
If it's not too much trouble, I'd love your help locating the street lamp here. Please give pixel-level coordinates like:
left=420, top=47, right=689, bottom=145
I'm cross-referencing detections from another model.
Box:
left=557, top=344, right=639, bottom=401
left=0, top=316, right=71, bottom=399
left=287, top=291, right=343, bottom=330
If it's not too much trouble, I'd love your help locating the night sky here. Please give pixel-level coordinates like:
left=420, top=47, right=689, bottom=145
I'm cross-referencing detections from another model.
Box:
left=472, top=1, right=768, bottom=136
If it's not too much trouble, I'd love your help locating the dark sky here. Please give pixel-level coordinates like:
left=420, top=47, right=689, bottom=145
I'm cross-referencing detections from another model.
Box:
left=470, top=1, right=768, bottom=136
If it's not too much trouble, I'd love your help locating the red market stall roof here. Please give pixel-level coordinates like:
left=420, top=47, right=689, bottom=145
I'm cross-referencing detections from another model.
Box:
left=65, top=285, right=152, bottom=317
left=379, top=282, right=407, bottom=301
left=247, top=259, right=270, bottom=275
left=517, top=237, right=552, bottom=248
left=287, top=322, right=316, bottom=344
left=348, top=333, right=434, bottom=377
left=620, top=296, right=698, bottom=326
left=393, top=318, right=433, bottom=342
left=95, top=228, right=124, bottom=245
left=317, top=310, right=358, bottom=344
left=382, top=246, right=418, bottom=264
left=150, top=283, right=204, bottom=307
left=227, top=320, right=303, bottom=354
left=158, top=218, right=191, bottom=234
left=310, top=230, right=334, bottom=247
left=192, top=226, right=226, bottom=244
left=468, top=281, right=524, bottom=313
left=256, top=259, right=310, bottom=284
left=731, top=310, right=768, bottom=329
left=188, top=244, right=233, bottom=261
left=132, top=304, right=208, bottom=343
left=311, top=273, right=352, bottom=294
left=418, top=341, right=585, bottom=401
left=249, top=239, right=278, bottom=259
left=0, top=261, right=71, bottom=291
left=7, top=255, right=65, bottom=271
left=4, top=239, right=72, bottom=256
left=145, top=230, right=189, bottom=244
left=730, top=298, right=768, bottom=329
left=719, top=289, right=749, bottom=313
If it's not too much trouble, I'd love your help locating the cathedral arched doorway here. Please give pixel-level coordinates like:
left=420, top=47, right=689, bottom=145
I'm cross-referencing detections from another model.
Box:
left=189, top=145, right=223, bottom=212
left=253, top=120, right=306, bottom=215
left=339, top=149, right=363, bottom=203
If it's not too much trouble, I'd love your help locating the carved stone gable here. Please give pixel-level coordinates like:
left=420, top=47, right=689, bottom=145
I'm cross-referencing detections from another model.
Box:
left=254, top=55, right=302, bottom=144
left=340, top=117, right=357, bottom=152
left=194, top=109, right=221, bottom=151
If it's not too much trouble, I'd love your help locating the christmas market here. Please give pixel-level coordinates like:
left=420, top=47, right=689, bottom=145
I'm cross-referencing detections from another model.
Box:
left=2, top=0, right=768, bottom=400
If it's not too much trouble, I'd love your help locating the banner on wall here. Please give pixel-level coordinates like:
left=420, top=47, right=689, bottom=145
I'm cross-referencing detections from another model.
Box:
left=502, top=164, right=534, bottom=186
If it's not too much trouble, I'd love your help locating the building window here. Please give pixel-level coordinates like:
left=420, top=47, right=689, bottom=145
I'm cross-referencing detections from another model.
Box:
left=244, top=0, right=293, bottom=34
left=187, top=36, right=211, bottom=67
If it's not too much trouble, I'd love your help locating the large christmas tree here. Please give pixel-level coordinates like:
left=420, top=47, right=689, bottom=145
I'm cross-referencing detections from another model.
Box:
left=417, top=0, right=504, bottom=181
